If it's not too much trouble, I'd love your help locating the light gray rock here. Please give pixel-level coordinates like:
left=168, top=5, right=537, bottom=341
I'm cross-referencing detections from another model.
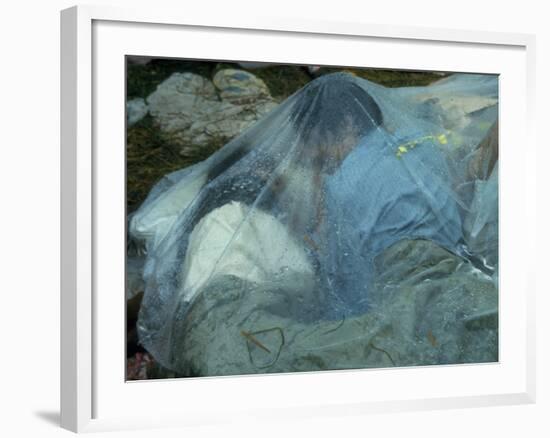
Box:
left=146, top=72, right=218, bottom=131
left=213, top=69, right=271, bottom=104
left=164, top=239, right=498, bottom=376
left=146, top=71, right=278, bottom=152
left=126, top=98, right=149, bottom=127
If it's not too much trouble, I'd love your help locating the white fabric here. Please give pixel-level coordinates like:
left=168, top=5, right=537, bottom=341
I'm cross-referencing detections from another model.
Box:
left=180, top=201, right=314, bottom=302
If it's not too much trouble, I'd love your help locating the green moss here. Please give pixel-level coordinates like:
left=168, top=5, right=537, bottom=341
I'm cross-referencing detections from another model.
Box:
left=127, top=58, right=221, bottom=99
left=249, top=65, right=312, bottom=99
left=126, top=115, right=225, bottom=212
left=317, top=66, right=447, bottom=87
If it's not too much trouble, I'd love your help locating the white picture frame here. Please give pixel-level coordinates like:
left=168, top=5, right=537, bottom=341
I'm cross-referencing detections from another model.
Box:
left=60, top=4, right=536, bottom=433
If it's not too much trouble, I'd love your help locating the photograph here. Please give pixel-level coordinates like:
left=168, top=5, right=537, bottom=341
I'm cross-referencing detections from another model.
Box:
left=125, top=57, right=499, bottom=380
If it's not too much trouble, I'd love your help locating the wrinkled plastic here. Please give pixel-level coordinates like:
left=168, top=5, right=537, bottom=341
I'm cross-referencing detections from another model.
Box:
left=169, top=239, right=497, bottom=376
left=129, top=72, right=498, bottom=370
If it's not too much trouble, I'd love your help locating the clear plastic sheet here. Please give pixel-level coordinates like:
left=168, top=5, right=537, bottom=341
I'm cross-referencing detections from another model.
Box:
left=129, top=72, right=498, bottom=373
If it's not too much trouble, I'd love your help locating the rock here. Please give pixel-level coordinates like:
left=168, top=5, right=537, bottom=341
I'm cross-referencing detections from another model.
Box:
left=411, top=74, right=498, bottom=132
left=146, top=71, right=278, bottom=151
left=165, top=239, right=497, bottom=376
left=126, top=98, right=148, bottom=127
left=212, top=69, right=271, bottom=104
left=146, top=72, right=218, bottom=130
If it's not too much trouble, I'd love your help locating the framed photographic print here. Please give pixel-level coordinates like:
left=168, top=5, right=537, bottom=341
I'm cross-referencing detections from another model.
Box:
left=61, top=4, right=536, bottom=433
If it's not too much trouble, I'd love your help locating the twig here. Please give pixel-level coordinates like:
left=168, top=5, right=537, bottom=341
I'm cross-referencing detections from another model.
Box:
left=321, top=316, right=346, bottom=335
left=241, top=330, right=271, bottom=353
left=243, top=327, right=285, bottom=369
left=369, top=341, right=396, bottom=366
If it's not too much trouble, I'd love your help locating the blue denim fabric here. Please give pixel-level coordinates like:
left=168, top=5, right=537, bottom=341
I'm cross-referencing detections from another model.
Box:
left=322, top=128, right=464, bottom=317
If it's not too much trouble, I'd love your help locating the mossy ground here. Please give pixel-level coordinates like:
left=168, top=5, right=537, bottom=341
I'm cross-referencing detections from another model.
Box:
left=126, top=115, right=226, bottom=212
left=319, top=66, right=446, bottom=87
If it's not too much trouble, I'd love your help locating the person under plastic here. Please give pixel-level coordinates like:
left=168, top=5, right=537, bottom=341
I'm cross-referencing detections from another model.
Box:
left=129, top=72, right=498, bottom=375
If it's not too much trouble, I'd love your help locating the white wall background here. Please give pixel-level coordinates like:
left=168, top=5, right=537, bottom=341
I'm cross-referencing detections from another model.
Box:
left=0, top=0, right=546, bottom=436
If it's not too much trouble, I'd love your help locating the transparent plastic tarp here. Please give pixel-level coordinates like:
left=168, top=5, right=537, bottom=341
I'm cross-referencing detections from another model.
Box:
left=129, top=72, right=498, bottom=375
